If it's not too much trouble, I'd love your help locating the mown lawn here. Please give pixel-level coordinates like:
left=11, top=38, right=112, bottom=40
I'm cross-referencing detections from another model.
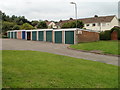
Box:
left=70, top=41, right=119, bottom=55
left=2, top=50, right=118, bottom=88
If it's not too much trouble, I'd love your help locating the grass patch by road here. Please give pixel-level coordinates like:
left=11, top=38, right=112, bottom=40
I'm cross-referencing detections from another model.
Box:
left=70, top=41, right=119, bottom=55
left=2, top=50, right=118, bottom=88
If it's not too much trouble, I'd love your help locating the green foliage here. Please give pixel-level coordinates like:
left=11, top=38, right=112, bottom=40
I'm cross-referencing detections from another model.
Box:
left=61, top=22, right=70, bottom=28
left=118, top=30, right=120, bottom=40
left=2, top=35, right=8, bottom=38
left=111, top=26, right=120, bottom=40
left=62, top=20, right=84, bottom=28
left=36, top=21, right=48, bottom=29
left=31, top=20, right=39, bottom=27
left=77, top=20, right=84, bottom=28
left=2, top=21, right=16, bottom=33
left=21, top=23, right=34, bottom=30
left=0, top=20, right=2, bottom=34
left=12, top=25, right=20, bottom=30
left=3, top=50, right=118, bottom=88
left=1, top=11, right=31, bottom=32
left=2, top=11, right=30, bottom=25
left=100, top=27, right=120, bottom=40
left=100, top=30, right=111, bottom=40
left=111, top=26, right=120, bottom=32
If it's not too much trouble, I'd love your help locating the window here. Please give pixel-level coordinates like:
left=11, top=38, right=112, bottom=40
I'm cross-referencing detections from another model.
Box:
left=102, top=23, right=106, bottom=26
left=98, top=23, right=101, bottom=26
left=86, top=24, right=89, bottom=26
left=92, top=23, right=96, bottom=26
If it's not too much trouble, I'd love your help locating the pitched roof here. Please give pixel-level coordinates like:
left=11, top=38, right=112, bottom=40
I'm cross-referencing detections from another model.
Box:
left=46, top=21, right=52, bottom=26
left=57, top=15, right=116, bottom=26
left=79, top=15, right=116, bottom=23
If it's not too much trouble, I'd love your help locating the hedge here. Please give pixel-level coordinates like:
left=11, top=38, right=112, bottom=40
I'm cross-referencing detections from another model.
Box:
left=111, top=26, right=120, bottom=40
left=100, top=30, right=111, bottom=40
left=100, top=26, right=120, bottom=40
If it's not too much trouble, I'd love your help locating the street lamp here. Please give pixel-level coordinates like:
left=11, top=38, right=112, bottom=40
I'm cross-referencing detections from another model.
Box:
left=70, top=2, right=78, bottom=28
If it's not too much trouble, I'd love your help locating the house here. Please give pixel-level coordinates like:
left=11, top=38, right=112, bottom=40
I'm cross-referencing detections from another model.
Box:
left=45, top=20, right=57, bottom=29
left=57, top=15, right=120, bottom=32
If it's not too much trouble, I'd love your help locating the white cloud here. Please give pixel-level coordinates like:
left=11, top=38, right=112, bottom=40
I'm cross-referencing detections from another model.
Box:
left=0, top=0, right=119, bottom=21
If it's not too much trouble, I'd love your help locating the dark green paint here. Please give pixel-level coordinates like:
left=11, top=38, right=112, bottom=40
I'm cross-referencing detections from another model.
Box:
left=38, top=31, right=44, bottom=41
left=32, top=31, right=37, bottom=41
left=8, top=32, right=10, bottom=38
left=65, top=31, right=74, bottom=44
left=11, top=32, right=13, bottom=38
left=14, top=32, right=17, bottom=39
left=46, top=31, right=52, bottom=42
left=55, top=31, right=62, bottom=43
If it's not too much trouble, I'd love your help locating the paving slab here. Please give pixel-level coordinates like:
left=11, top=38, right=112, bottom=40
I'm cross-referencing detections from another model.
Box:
left=1, top=39, right=119, bottom=66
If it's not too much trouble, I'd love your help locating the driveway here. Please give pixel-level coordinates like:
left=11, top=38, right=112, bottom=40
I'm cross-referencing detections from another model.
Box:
left=2, top=39, right=119, bottom=66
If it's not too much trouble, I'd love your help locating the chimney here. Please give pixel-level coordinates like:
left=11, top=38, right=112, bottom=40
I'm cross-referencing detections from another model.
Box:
left=60, top=20, right=62, bottom=22
left=70, top=18, right=73, bottom=20
left=45, top=20, right=48, bottom=22
left=94, top=15, right=98, bottom=17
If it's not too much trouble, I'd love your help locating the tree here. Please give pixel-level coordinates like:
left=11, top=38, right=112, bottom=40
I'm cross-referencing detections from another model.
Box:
left=21, top=23, right=34, bottom=30
left=12, top=25, right=20, bottom=30
left=18, top=20, right=24, bottom=25
left=100, top=30, right=111, bottom=40
left=111, top=26, right=120, bottom=40
left=31, top=20, right=39, bottom=27
left=36, top=21, right=48, bottom=29
left=61, top=22, right=70, bottom=28
left=2, top=21, right=16, bottom=33
left=0, top=21, right=2, bottom=34
left=61, top=20, right=84, bottom=29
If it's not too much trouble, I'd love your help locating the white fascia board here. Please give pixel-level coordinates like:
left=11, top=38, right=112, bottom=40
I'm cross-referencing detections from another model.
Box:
left=10, top=29, right=99, bottom=33
left=25, top=29, right=53, bottom=32
left=53, top=28, right=78, bottom=31
left=78, top=29, right=100, bottom=33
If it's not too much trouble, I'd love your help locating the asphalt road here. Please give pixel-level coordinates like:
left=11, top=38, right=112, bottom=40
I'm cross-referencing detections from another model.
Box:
left=2, top=39, right=119, bottom=66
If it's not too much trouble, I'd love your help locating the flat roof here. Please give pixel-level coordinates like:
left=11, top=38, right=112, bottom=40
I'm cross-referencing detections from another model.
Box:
left=7, top=28, right=99, bottom=33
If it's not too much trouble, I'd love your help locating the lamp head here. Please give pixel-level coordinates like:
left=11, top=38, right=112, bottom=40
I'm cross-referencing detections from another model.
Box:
left=70, top=2, right=76, bottom=4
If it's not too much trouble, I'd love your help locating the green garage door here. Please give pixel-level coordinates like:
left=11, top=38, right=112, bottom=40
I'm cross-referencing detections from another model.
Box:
left=14, top=32, right=17, bottom=39
left=38, top=31, right=44, bottom=41
left=8, top=32, right=10, bottom=38
left=55, top=31, right=62, bottom=43
left=46, top=31, right=52, bottom=42
left=11, top=32, right=13, bottom=38
left=65, top=31, right=74, bottom=44
left=32, top=31, right=37, bottom=41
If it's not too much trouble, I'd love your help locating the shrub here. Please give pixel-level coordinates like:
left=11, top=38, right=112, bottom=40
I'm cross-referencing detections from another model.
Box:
left=61, top=20, right=84, bottom=29
left=12, top=25, right=20, bottom=30
left=100, top=26, right=120, bottom=40
left=2, top=35, right=8, bottom=38
left=21, top=23, right=34, bottom=30
left=2, top=21, right=16, bottom=33
left=100, top=30, right=111, bottom=40
left=36, top=21, right=48, bottom=29
left=111, top=26, right=120, bottom=40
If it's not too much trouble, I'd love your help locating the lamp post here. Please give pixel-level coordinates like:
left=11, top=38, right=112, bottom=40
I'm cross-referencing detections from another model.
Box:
left=70, top=2, right=78, bottom=28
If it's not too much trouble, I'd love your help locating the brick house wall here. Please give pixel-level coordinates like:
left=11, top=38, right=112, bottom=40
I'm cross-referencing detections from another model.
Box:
left=111, top=31, right=118, bottom=40
left=77, top=31, right=99, bottom=43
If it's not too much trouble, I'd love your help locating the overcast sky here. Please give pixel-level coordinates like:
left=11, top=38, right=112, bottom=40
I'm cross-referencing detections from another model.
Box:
left=0, top=0, right=120, bottom=21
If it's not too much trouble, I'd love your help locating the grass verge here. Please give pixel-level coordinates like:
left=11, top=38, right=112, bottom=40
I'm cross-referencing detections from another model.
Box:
left=2, top=50, right=118, bottom=88
left=70, top=41, right=119, bottom=55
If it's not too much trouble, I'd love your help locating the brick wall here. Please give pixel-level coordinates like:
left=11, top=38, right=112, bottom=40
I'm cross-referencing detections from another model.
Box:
left=111, top=31, right=118, bottom=40
left=77, top=31, right=99, bottom=43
